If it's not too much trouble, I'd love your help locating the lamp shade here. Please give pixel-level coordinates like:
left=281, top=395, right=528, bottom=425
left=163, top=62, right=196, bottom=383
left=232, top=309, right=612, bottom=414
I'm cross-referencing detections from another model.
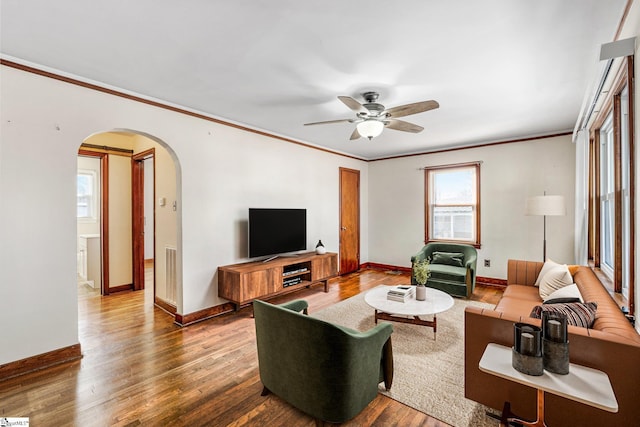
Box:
left=357, top=119, right=384, bottom=139
left=525, top=195, right=566, bottom=216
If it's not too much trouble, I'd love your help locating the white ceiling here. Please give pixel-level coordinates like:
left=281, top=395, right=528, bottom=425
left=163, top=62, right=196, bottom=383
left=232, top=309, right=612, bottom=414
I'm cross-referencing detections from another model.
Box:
left=0, top=0, right=628, bottom=160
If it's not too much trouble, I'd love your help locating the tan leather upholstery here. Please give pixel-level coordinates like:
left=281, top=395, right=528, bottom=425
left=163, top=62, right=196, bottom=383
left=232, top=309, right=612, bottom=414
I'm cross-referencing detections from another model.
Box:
left=465, top=259, right=640, bottom=426
left=506, top=259, right=543, bottom=286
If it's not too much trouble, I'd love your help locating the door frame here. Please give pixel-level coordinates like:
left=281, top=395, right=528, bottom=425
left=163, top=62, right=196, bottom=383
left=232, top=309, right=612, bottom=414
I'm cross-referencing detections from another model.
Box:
left=132, top=148, right=155, bottom=293
left=78, top=149, right=110, bottom=295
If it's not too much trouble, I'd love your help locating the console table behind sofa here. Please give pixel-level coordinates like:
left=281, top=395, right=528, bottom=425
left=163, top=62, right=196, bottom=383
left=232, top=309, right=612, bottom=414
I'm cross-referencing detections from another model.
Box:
left=464, top=259, right=640, bottom=426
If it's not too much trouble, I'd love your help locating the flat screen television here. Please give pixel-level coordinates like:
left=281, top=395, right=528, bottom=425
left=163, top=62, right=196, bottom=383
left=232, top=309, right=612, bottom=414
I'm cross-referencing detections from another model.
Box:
left=248, top=208, right=307, bottom=259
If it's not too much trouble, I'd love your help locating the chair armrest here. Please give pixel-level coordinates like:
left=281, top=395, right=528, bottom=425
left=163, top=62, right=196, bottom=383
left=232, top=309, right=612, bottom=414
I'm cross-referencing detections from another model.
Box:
left=465, top=251, right=477, bottom=266
left=278, top=299, right=309, bottom=314
left=334, top=321, right=393, bottom=342
left=335, top=322, right=394, bottom=390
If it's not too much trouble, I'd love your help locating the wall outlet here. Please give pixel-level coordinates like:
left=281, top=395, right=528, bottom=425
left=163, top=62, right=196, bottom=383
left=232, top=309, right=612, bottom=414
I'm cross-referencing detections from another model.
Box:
left=484, top=259, right=490, bottom=267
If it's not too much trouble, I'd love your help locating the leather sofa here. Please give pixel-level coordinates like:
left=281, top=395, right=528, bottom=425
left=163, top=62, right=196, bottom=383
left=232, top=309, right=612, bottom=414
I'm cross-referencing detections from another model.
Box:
left=411, top=242, right=477, bottom=297
left=464, top=259, right=640, bottom=426
left=253, top=299, right=394, bottom=424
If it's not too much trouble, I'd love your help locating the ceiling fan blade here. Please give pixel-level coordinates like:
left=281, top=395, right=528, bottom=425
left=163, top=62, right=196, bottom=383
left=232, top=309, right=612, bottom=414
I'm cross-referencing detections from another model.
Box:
left=350, top=128, right=361, bottom=140
left=304, top=118, right=351, bottom=126
left=385, top=100, right=439, bottom=118
left=386, top=119, right=424, bottom=133
left=338, top=96, right=369, bottom=114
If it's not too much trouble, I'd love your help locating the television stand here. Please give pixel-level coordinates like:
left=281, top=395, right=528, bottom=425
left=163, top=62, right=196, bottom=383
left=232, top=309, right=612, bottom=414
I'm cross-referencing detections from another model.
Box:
left=218, top=252, right=338, bottom=310
left=262, top=253, right=300, bottom=263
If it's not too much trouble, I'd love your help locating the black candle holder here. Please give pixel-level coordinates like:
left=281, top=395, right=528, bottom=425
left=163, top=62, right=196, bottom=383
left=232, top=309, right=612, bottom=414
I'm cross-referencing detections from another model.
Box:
left=512, top=323, right=543, bottom=376
left=542, top=312, right=569, bottom=374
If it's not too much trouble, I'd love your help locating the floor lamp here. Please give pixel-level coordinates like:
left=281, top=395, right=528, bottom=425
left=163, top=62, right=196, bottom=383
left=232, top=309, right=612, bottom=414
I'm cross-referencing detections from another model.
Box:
left=525, top=194, right=566, bottom=261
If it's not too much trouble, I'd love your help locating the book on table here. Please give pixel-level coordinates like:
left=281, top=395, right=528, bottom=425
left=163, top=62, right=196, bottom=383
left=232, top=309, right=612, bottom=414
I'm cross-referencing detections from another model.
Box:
left=387, top=285, right=415, bottom=302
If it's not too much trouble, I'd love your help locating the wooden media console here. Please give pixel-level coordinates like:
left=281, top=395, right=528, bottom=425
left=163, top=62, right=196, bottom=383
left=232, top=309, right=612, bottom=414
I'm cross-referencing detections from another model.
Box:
left=218, top=252, right=338, bottom=310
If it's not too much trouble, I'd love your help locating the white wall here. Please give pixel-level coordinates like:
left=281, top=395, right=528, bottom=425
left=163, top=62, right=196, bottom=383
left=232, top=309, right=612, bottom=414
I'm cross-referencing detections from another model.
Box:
left=368, top=135, right=576, bottom=279
left=0, top=65, right=367, bottom=364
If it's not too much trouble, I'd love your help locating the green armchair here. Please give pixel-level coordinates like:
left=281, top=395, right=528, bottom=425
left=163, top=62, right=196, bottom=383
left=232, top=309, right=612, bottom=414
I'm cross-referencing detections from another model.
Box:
left=411, top=242, right=477, bottom=298
left=253, top=299, right=394, bottom=424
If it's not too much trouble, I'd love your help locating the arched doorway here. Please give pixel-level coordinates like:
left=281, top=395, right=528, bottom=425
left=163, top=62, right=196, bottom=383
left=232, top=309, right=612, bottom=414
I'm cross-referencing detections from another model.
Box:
left=76, top=129, right=181, bottom=316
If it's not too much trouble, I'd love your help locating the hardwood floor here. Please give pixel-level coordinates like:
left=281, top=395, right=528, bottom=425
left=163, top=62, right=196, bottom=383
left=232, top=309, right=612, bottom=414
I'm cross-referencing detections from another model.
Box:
left=1, top=268, right=502, bottom=426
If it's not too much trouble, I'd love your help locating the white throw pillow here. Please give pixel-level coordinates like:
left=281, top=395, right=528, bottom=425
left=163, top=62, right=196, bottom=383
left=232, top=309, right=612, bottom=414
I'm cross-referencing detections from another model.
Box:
left=534, top=259, right=563, bottom=287
left=538, top=265, right=573, bottom=299
left=542, top=283, right=584, bottom=303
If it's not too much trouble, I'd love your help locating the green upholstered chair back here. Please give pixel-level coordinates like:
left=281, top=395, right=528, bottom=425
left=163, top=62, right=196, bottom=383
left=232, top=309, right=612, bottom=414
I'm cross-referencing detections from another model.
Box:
left=253, top=299, right=393, bottom=424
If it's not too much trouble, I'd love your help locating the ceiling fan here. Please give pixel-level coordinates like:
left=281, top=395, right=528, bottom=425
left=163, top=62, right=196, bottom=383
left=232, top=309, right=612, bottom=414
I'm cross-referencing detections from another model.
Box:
left=304, top=91, right=439, bottom=140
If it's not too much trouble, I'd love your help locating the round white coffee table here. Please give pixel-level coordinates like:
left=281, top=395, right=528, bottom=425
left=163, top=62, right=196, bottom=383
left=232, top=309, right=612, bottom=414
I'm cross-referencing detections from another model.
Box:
left=364, top=286, right=455, bottom=339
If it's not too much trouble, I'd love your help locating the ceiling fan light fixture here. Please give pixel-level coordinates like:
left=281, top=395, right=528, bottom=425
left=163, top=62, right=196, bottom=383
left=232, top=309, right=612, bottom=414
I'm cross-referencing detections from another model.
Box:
left=357, top=119, right=384, bottom=140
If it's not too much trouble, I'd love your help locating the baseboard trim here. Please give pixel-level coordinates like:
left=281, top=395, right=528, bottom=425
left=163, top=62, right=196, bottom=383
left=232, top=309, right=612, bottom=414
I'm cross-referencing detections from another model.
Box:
left=360, top=263, right=506, bottom=287
left=476, top=276, right=507, bottom=287
left=155, top=297, right=177, bottom=315
left=0, top=343, right=82, bottom=382
left=361, top=262, right=412, bottom=273
left=174, top=302, right=236, bottom=326
left=108, top=283, right=134, bottom=293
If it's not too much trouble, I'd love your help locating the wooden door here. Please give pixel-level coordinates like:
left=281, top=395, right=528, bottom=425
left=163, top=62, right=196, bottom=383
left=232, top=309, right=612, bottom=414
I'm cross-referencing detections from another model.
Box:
left=339, top=168, right=360, bottom=274
left=132, top=157, right=145, bottom=291
left=132, top=149, right=155, bottom=292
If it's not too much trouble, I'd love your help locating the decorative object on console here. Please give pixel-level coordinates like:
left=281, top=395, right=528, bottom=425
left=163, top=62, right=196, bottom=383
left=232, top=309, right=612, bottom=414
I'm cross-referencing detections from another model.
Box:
left=315, top=239, right=326, bottom=254
left=512, top=323, right=543, bottom=376
left=412, top=258, right=431, bottom=301
left=542, top=311, right=570, bottom=374
left=525, top=193, right=566, bottom=261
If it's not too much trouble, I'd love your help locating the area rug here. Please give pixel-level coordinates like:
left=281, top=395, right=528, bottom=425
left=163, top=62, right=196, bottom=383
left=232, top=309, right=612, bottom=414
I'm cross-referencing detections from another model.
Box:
left=312, top=287, right=499, bottom=427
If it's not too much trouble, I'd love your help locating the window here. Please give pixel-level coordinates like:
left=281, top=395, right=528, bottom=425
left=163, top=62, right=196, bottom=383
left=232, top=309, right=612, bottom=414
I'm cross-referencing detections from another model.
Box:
left=77, top=170, right=97, bottom=221
left=599, top=114, right=614, bottom=276
left=619, top=84, right=631, bottom=301
left=425, top=162, right=480, bottom=246
left=588, top=56, right=634, bottom=313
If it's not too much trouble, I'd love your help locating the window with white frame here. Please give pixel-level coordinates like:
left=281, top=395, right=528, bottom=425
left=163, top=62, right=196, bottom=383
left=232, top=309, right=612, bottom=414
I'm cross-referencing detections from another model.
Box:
left=425, top=162, right=480, bottom=246
left=77, top=170, right=97, bottom=221
left=599, top=114, right=614, bottom=276
left=620, top=84, right=631, bottom=301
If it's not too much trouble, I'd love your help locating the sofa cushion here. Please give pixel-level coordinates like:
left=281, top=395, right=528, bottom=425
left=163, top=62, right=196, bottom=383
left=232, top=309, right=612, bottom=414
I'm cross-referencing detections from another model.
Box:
left=431, top=251, right=465, bottom=267
left=530, top=301, right=598, bottom=328
left=502, top=284, right=542, bottom=302
left=495, top=296, right=542, bottom=316
left=543, top=283, right=583, bottom=304
left=534, top=259, right=564, bottom=287
left=428, top=263, right=467, bottom=282
left=538, top=265, right=573, bottom=299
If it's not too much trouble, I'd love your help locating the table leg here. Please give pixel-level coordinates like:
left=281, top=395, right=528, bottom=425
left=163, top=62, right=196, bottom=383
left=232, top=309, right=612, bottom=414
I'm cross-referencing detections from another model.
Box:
left=433, top=314, right=436, bottom=340
left=500, top=389, right=547, bottom=427
left=415, top=315, right=437, bottom=339
left=375, top=311, right=438, bottom=339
